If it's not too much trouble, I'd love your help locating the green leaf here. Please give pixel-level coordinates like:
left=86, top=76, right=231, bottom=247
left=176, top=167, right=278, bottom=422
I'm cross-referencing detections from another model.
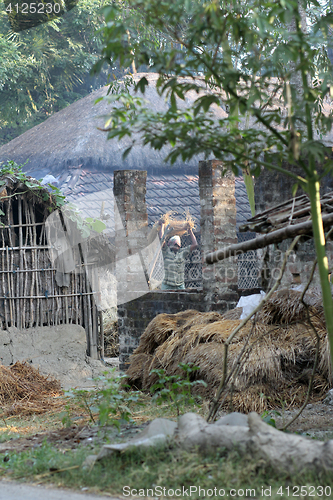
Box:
left=90, top=220, right=107, bottom=233
left=135, top=76, right=148, bottom=93
left=292, top=183, right=298, bottom=197
left=243, top=171, right=255, bottom=216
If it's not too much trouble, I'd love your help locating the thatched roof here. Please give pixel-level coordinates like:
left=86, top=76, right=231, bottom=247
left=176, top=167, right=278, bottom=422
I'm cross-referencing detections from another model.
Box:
left=1, top=73, right=333, bottom=177
left=0, top=73, right=217, bottom=175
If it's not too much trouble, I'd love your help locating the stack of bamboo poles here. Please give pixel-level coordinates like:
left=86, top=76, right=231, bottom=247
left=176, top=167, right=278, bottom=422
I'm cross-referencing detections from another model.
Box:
left=126, top=290, right=332, bottom=412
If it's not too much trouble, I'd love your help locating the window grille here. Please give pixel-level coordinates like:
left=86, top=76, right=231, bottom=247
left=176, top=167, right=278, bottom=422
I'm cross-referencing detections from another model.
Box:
left=237, top=232, right=259, bottom=289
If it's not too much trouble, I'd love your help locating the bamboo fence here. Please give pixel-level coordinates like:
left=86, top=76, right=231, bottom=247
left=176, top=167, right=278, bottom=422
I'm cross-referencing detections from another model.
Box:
left=0, top=193, right=101, bottom=359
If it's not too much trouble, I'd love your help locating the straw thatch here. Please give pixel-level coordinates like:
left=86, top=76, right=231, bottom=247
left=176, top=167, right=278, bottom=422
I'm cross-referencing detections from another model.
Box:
left=0, top=362, right=63, bottom=416
left=126, top=289, right=332, bottom=412
left=0, top=74, right=207, bottom=174
left=103, top=309, right=119, bottom=357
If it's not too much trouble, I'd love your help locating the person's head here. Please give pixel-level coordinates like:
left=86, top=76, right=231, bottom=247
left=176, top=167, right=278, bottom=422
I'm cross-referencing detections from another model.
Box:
left=168, top=235, right=181, bottom=252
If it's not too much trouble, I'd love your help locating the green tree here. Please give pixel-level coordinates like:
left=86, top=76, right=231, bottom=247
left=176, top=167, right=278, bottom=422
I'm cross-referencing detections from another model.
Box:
left=0, top=0, right=111, bottom=145
left=94, top=0, right=333, bottom=368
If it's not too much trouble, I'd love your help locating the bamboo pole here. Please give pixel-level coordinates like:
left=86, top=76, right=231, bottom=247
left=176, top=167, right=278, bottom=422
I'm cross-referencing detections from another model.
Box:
left=99, top=310, right=104, bottom=360
left=18, top=198, right=23, bottom=329
left=23, top=250, right=28, bottom=328
left=0, top=292, right=95, bottom=299
left=74, top=268, right=78, bottom=325
left=0, top=245, right=51, bottom=251
left=6, top=247, right=13, bottom=326
left=30, top=205, right=41, bottom=326
left=1, top=230, right=8, bottom=329
left=27, top=207, right=34, bottom=327
left=7, top=198, right=16, bottom=327
left=205, top=212, right=333, bottom=264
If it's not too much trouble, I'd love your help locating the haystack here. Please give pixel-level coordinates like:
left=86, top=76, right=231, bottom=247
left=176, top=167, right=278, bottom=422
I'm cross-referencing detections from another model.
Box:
left=126, top=290, right=332, bottom=413
left=0, top=361, right=63, bottom=416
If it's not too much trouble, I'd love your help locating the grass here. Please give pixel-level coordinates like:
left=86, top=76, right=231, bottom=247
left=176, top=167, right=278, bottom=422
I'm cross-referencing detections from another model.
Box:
left=1, top=439, right=333, bottom=499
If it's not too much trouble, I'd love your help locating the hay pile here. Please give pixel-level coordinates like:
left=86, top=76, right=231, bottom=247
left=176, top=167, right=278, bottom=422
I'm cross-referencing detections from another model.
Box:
left=156, top=210, right=196, bottom=237
left=0, top=361, right=63, bottom=416
left=126, top=290, right=332, bottom=413
left=103, top=310, right=119, bottom=357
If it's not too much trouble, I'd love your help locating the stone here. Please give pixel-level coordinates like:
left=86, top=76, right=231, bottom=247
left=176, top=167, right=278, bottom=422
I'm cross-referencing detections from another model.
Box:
left=177, top=413, right=250, bottom=453
left=215, top=412, right=249, bottom=428
left=91, top=412, right=333, bottom=473
left=323, top=389, right=333, bottom=406
left=96, top=418, right=178, bottom=461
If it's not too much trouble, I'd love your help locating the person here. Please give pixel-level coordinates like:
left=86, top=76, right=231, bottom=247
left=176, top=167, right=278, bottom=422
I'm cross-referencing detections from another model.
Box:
left=158, top=220, right=198, bottom=290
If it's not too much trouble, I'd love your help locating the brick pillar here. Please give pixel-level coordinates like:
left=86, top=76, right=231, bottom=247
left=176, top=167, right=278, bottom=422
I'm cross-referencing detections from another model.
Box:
left=113, top=170, right=149, bottom=305
left=199, top=160, right=238, bottom=311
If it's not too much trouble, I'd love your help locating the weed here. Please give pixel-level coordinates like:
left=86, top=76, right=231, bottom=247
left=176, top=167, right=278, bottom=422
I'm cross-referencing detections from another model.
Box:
left=150, top=363, right=207, bottom=416
left=63, top=369, right=142, bottom=429
left=261, top=410, right=281, bottom=428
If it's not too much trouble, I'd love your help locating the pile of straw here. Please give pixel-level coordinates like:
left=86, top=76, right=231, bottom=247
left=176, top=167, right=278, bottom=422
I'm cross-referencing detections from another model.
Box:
left=0, top=362, right=63, bottom=416
left=126, top=290, right=332, bottom=413
left=157, top=210, right=196, bottom=237
left=103, top=310, right=119, bottom=357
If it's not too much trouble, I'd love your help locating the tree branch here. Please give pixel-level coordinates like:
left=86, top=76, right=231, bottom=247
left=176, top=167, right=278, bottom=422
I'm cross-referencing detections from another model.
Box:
left=205, top=212, right=333, bottom=264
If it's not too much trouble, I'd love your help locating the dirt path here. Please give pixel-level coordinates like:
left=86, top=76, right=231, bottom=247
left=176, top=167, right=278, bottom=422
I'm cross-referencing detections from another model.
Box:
left=0, top=481, right=119, bottom=500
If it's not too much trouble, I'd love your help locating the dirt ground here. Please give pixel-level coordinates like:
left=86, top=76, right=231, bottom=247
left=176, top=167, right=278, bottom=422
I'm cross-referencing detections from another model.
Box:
left=273, top=401, right=333, bottom=439
left=0, top=422, right=148, bottom=455
left=0, top=400, right=332, bottom=456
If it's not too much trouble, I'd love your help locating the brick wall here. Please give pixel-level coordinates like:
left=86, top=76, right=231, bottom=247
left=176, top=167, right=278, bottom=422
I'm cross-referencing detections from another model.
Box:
left=114, top=170, right=150, bottom=304
left=199, top=160, right=239, bottom=311
left=118, top=290, right=205, bottom=370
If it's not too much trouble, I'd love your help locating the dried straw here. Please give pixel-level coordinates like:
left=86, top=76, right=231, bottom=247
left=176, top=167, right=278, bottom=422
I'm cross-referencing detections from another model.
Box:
left=157, top=209, right=196, bottom=237
left=256, top=288, right=325, bottom=324
left=0, top=361, right=63, bottom=416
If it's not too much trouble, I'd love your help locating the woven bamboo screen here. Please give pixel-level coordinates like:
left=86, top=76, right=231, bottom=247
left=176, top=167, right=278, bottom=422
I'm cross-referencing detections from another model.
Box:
left=0, top=193, right=101, bottom=359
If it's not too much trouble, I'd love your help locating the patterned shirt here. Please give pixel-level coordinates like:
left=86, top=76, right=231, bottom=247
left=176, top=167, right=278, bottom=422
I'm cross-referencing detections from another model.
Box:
left=162, top=245, right=191, bottom=288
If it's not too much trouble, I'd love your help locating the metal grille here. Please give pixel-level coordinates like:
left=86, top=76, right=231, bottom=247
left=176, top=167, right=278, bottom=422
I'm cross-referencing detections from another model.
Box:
left=182, top=233, right=202, bottom=289
left=237, top=232, right=259, bottom=289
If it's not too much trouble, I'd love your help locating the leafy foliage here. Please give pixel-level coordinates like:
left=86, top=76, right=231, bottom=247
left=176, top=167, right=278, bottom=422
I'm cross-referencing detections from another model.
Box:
left=0, top=0, right=110, bottom=146
left=0, top=160, right=66, bottom=209
left=0, top=161, right=106, bottom=236
left=63, top=370, right=142, bottom=429
left=95, top=0, right=333, bottom=181
left=95, top=0, right=333, bottom=368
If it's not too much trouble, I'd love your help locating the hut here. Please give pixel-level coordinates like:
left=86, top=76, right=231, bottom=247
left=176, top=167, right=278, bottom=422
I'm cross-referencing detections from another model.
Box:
left=0, top=165, right=108, bottom=359
left=0, top=73, right=254, bottom=292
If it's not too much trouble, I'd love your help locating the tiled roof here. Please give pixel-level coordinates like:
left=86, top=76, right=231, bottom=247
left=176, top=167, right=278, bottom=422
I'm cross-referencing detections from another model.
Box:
left=28, top=167, right=252, bottom=232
